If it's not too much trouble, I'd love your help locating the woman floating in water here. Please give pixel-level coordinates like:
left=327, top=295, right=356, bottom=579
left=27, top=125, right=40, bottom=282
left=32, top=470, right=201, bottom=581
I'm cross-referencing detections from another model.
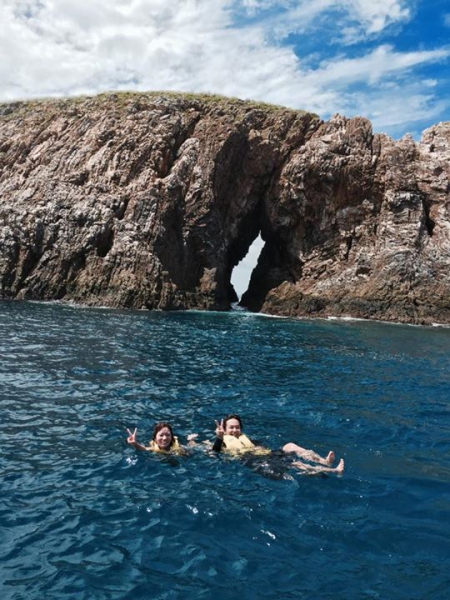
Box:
left=126, top=422, right=197, bottom=455
left=212, top=414, right=344, bottom=475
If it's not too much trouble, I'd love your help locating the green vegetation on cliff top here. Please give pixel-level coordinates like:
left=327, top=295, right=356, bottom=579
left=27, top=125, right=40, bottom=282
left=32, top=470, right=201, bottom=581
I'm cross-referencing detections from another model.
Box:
left=0, top=90, right=317, bottom=119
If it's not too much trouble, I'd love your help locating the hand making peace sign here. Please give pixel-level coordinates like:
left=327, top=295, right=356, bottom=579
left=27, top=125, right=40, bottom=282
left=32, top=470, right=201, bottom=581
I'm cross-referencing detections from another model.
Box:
left=215, top=419, right=225, bottom=439
left=126, top=427, right=138, bottom=444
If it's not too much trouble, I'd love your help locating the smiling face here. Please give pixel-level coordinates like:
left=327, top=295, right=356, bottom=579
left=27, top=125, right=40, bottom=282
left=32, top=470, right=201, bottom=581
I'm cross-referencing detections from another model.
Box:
left=154, top=426, right=173, bottom=450
left=225, top=418, right=242, bottom=438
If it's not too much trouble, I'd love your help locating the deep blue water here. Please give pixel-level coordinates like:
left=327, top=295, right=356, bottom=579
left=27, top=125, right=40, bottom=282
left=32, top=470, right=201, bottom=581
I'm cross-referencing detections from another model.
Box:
left=1, top=300, right=449, bottom=600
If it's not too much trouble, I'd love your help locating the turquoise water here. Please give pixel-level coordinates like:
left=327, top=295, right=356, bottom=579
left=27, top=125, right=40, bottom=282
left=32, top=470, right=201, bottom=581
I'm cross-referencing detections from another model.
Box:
left=1, top=301, right=449, bottom=599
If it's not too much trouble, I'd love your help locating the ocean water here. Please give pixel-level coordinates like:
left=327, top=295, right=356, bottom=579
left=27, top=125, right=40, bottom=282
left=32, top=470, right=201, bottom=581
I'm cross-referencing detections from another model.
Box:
left=0, top=300, right=449, bottom=600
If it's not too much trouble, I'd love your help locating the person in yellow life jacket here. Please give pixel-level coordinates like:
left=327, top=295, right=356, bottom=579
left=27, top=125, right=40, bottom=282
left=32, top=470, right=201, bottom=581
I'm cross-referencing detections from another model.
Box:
left=212, top=414, right=264, bottom=454
left=126, top=422, right=197, bottom=454
left=212, top=414, right=344, bottom=475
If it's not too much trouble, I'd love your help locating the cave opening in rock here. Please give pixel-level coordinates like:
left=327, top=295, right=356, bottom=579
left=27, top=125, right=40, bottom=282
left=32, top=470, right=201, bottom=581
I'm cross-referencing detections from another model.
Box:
left=230, top=233, right=264, bottom=302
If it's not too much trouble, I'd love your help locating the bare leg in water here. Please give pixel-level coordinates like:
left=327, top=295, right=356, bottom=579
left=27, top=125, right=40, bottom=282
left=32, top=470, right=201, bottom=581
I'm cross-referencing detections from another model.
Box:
left=283, top=443, right=335, bottom=466
left=292, top=458, right=345, bottom=475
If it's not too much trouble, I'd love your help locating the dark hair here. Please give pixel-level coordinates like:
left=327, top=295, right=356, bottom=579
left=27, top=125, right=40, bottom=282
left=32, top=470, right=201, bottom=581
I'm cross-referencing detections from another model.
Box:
left=152, top=422, right=175, bottom=447
left=223, top=414, right=243, bottom=428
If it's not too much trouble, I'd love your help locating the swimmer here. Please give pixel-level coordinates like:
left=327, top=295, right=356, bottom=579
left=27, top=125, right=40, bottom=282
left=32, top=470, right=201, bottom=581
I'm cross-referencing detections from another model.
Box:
left=212, top=414, right=344, bottom=474
left=126, top=422, right=198, bottom=454
left=212, top=414, right=267, bottom=454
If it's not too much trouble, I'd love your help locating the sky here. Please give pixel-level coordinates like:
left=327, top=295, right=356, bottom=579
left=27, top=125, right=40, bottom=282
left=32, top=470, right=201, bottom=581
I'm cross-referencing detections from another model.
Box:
left=1, top=0, right=449, bottom=141
left=2, top=0, right=450, bottom=297
left=231, top=234, right=264, bottom=300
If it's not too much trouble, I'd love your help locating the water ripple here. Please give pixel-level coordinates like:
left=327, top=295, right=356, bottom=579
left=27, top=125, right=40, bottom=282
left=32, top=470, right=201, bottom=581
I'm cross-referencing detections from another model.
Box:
left=0, top=301, right=449, bottom=599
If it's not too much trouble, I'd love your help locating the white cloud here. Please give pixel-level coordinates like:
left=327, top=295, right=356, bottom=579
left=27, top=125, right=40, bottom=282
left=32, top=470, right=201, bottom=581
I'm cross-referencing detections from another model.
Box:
left=308, top=45, right=449, bottom=87
left=299, top=44, right=450, bottom=133
left=346, top=0, right=410, bottom=34
left=0, top=0, right=448, bottom=138
left=236, top=0, right=410, bottom=41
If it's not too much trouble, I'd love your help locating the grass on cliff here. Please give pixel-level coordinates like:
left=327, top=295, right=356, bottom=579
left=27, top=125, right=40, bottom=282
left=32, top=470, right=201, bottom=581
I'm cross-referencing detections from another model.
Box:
left=0, top=90, right=317, bottom=120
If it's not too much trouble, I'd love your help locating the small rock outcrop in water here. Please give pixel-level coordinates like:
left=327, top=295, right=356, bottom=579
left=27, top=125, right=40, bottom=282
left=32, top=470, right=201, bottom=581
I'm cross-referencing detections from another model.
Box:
left=1, top=92, right=449, bottom=324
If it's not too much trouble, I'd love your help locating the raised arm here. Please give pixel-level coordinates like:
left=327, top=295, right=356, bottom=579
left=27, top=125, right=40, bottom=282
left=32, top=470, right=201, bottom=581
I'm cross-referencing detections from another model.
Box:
left=126, top=427, right=148, bottom=451
left=212, top=419, right=225, bottom=452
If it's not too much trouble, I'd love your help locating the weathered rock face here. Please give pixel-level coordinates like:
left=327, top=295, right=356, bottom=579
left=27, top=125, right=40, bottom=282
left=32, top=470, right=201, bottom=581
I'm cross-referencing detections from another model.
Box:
left=244, top=116, right=450, bottom=324
left=0, top=92, right=449, bottom=324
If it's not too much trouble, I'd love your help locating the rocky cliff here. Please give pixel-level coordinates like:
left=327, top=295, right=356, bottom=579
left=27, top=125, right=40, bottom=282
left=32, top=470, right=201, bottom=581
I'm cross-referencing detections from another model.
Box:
left=1, top=92, right=449, bottom=324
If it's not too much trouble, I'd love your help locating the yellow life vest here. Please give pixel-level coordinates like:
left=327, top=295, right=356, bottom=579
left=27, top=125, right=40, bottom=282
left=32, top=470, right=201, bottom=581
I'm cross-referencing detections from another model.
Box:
left=223, top=434, right=271, bottom=456
left=148, top=436, right=182, bottom=453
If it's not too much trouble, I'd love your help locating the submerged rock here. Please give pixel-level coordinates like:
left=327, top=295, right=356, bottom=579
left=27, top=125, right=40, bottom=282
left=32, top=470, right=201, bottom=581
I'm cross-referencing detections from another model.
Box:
left=1, top=92, right=449, bottom=324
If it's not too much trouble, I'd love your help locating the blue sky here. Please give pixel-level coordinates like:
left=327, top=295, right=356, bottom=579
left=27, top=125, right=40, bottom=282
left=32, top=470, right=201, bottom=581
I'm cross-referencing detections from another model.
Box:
left=1, top=0, right=449, bottom=141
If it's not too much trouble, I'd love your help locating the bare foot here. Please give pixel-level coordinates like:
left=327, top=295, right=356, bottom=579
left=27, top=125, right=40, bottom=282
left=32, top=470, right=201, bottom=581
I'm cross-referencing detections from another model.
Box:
left=326, top=451, right=335, bottom=465
left=336, top=458, right=345, bottom=474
